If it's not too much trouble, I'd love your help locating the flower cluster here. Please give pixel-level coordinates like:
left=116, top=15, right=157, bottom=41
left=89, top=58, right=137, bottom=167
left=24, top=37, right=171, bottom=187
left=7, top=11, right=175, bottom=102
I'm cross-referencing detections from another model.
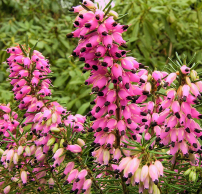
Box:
left=7, top=45, right=52, bottom=105
left=0, top=103, right=19, bottom=139
left=68, top=0, right=153, bottom=166
left=116, top=159, right=163, bottom=193
left=155, top=68, right=202, bottom=158
left=68, top=0, right=202, bottom=193
left=0, top=43, right=91, bottom=193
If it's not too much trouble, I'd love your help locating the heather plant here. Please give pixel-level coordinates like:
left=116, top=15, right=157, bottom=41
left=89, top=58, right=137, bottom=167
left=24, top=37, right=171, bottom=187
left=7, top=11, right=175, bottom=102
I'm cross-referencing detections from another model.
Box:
left=1, top=0, right=202, bottom=194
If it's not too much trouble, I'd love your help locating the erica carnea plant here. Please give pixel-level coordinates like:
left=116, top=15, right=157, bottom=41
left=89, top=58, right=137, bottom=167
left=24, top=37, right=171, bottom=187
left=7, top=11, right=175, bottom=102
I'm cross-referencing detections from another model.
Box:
left=66, top=0, right=202, bottom=193
left=0, top=0, right=202, bottom=194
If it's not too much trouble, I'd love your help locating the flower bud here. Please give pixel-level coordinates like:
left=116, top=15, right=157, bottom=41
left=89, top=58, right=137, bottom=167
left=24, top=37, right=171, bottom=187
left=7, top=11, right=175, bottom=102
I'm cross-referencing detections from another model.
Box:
left=154, top=160, right=163, bottom=177
left=48, top=178, right=54, bottom=189
left=149, top=164, right=159, bottom=184
left=25, top=146, right=31, bottom=156
left=77, top=138, right=85, bottom=147
left=50, top=127, right=60, bottom=133
left=67, top=144, right=82, bottom=153
left=60, top=139, right=65, bottom=148
left=51, top=113, right=58, bottom=123
left=141, top=165, right=149, bottom=182
left=21, top=170, right=27, bottom=185
left=0, top=149, right=4, bottom=155
left=185, top=76, right=192, bottom=87
left=47, top=137, right=56, bottom=146
left=191, top=171, right=197, bottom=182
left=11, top=177, right=19, bottom=182
left=53, top=143, right=59, bottom=153
left=17, top=146, right=24, bottom=156
left=3, top=185, right=11, bottom=194
left=147, top=74, right=152, bottom=81
left=76, top=169, right=88, bottom=182
left=65, top=169, right=78, bottom=184
left=46, top=118, right=52, bottom=126
left=83, top=0, right=96, bottom=9
left=82, top=179, right=92, bottom=193
left=177, top=86, right=182, bottom=99
left=53, top=148, right=64, bottom=160
left=189, top=170, right=194, bottom=181
left=103, top=149, right=110, bottom=165
left=13, top=153, right=19, bottom=164
left=190, top=70, right=197, bottom=81
left=180, top=65, right=190, bottom=74
left=109, top=10, right=118, bottom=19
left=63, top=162, right=75, bottom=176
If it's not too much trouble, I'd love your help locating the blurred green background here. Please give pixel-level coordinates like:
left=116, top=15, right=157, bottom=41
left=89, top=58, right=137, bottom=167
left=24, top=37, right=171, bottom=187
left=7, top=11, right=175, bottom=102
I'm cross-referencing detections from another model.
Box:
left=0, top=0, right=202, bottom=115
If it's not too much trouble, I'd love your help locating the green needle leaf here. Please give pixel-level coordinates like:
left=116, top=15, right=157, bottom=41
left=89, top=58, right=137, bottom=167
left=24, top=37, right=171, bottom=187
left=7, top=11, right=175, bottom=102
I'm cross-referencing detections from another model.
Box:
left=25, top=34, right=29, bottom=50
left=104, top=5, right=111, bottom=18
left=19, top=44, right=27, bottom=56
left=175, top=52, right=183, bottom=65
left=188, top=52, right=196, bottom=67
left=29, top=40, right=39, bottom=58
left=7, top=130, right=17, bottom=143
left=103, top=0, right=113, bottom=11
left=116, top=13, right=128, bottom=21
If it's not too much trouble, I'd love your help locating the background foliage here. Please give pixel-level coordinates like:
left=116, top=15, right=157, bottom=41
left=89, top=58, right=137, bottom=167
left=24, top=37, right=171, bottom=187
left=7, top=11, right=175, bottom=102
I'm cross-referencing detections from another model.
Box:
left=0, top=0, right=202, bottom=115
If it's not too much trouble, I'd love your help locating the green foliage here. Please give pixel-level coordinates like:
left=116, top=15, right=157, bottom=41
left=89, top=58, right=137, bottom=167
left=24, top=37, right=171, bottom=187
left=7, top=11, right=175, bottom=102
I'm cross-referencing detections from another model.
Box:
left=0, top=0, right=202, bottom=115
left=114, top=0, right=202, bottom=71
left=0, top=0, right=94, bottom=114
